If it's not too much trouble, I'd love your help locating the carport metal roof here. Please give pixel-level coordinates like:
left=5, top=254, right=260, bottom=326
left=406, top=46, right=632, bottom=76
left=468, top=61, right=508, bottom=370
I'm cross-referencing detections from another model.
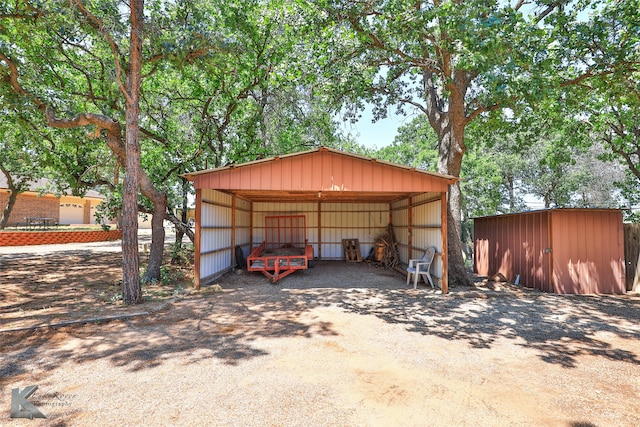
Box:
left=184, top=146, right=457, bottom=203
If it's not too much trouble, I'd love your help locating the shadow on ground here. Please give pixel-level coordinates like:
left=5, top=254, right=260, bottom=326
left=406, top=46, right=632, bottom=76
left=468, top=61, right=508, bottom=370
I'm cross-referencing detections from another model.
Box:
left=1, top=261, right=639, bottom=381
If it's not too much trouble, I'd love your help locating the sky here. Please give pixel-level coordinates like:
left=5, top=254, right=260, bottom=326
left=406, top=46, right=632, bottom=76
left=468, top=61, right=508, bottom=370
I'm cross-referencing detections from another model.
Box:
left=340, top=104, right=414, bottom=149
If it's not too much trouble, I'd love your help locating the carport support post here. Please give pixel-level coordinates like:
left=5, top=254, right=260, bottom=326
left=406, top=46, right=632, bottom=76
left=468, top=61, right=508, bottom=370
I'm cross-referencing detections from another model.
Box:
left=249, top=201, right=254, bottom=249
left=408, top=196, right=413, bottom=258
left=317, top=201, right=322, bottom=260
left=441, top=192, right=448, bottom=294
left=231, top=195, right=236, bottom=269
left=194, top=188, right=202, bottom=290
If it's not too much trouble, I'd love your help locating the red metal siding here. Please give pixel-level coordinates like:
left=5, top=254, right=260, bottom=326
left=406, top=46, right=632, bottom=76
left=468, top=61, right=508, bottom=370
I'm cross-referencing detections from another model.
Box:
left=475, top=211, right=551, bottom=292
left=551, top=210, right=625, bottom=294
left=191, top=149, right=452, bottom=193
left=475, top=209, right=625, bottom=294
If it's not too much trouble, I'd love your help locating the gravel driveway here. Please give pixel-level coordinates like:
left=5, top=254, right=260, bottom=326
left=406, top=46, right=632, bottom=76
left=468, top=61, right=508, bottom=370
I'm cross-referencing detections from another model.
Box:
left=1, top=239, right=640, bottom=426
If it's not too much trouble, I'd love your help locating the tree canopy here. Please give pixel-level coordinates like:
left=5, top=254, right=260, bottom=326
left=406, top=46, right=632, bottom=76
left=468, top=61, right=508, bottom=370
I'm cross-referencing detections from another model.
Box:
left=1, top=0, right=638, bottom=298
left=299, top=0, right=639, bottom=285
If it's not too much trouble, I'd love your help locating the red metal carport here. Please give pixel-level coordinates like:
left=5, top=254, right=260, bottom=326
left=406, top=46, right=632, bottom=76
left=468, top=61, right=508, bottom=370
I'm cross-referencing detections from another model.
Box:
left=185, top=147, right=457, bottom=292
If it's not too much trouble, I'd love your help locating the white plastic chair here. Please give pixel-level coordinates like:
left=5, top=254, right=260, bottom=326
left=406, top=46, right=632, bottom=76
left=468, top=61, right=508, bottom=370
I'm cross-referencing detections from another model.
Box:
left=406, top=247, right=436, bottom=289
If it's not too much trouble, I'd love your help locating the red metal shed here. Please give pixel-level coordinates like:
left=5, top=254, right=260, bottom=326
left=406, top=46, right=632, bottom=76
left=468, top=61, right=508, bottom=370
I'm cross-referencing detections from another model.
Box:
left=474, top=209, right=626, bottom=294
left=184, top=147, right=457, bottom=291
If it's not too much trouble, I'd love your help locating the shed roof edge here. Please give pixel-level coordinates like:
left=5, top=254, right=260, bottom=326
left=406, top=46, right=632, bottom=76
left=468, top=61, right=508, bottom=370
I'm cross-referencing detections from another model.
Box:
left=473, top=207, right=623, bottom=221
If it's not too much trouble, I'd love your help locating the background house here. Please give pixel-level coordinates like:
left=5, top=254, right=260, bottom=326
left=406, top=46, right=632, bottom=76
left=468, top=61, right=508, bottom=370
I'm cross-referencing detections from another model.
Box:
left=0, top=176, right=105, bottom=226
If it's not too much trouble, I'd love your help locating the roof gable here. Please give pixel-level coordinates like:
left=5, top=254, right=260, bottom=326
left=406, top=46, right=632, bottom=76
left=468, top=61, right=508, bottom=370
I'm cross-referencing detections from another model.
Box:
left=185, top=147, right=456, bottom=196
left=0, top=176, right=104, bottom=200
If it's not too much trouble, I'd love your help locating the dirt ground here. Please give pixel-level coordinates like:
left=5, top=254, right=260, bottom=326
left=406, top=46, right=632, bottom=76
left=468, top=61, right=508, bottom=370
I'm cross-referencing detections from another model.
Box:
left=1, top=245, right=640, bottom=426
left=0, top=248, right=192, bottom=332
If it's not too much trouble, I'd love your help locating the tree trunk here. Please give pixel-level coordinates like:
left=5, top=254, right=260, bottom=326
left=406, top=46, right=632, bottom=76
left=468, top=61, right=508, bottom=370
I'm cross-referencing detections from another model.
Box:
left=142, top=196, right=166, bottom=282
left=172, top=177, right=189, bottom=263
left=0, top=169, right=24, bottom=230
left=122, top=122, right=142, bottom=304
left=422, top=68, right=473, bottom=288
left=507, top=175, right=516, bottom=212
left=0, top=188, right=19, bottom=229
left=436, top=122, right=473, bottom=288
left=121, top=0, right=144, bottom=304
left=165, top=211, right=195, bottom=242
left=138, top=173, right=166, bottom=282
left=1, top=13, right=164, bottom=292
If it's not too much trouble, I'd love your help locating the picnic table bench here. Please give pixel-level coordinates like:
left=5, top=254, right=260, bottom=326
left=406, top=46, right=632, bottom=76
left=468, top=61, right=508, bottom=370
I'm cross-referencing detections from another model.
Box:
left=23, top=217, right=57, bottom=230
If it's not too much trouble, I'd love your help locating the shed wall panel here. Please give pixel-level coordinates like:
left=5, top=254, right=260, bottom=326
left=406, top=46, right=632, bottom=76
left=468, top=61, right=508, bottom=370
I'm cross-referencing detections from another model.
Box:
left=320, top=203, right=388, bottom=259
left=200, top=251, right=230, bottom=279
left=391, top=197, right=444, bottom=281
left=410, top=200, right=443, bottom=279
left=413, top=201, right=440, bottom=226
left=475, top=211, right=551, bottom=292
left=392, top=198, right=409, bottom=209
left=551, top=210, right=625, bottom=294
left=411, top=192, right=440, bottom=204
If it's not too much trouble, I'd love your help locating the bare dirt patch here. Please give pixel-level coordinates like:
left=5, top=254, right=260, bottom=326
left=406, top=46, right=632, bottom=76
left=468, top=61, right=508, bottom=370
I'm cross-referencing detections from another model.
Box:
left=0, top=249, right=191, bottom=331
left=1, top=254, right=640, bottom=426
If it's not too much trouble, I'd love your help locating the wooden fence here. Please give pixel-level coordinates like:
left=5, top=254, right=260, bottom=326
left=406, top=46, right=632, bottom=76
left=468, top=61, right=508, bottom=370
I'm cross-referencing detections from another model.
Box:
left=624, top=223, right=640, bottom=292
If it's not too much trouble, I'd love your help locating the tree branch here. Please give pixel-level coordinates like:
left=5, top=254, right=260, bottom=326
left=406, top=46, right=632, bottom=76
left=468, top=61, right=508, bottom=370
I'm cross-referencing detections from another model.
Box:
left=69, top=0, right=132, bottom=104
left=466, top=102, right=501, bottom=123
left=0, top=51, right=47, bottom=110
left=513, top=0, right=529, bottom=11
left=533, top=2, right=562, bottom=25
left=139, top=127, right=168, bottom=145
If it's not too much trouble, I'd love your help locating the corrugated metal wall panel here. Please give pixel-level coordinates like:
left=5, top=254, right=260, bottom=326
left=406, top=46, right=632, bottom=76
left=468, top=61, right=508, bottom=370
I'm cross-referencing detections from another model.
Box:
left=199, top=190, right=233, bottom=280
left=200, top=228, right=232, bottom=252
left=551, top=210, right=625, bottom=294
left=200, top=251, right=230, bottom=278
left=413, top=203, right=440, bottom=226
left=411, top=192, right=440, bottom=204
left=392, top=198, right=409, bottom=209
left=475, top=212, right=548, bottom=291
left=320, top=203, right=389, bottom=259
left=406, top=199, right=443, bottom=279
left=234, top=197, right=252, bottom=260
left=201, top=189, right=231, bottom=208
left=392, top=199, right=409, bottom=263
left=236, top=197, right=251, bottom=211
